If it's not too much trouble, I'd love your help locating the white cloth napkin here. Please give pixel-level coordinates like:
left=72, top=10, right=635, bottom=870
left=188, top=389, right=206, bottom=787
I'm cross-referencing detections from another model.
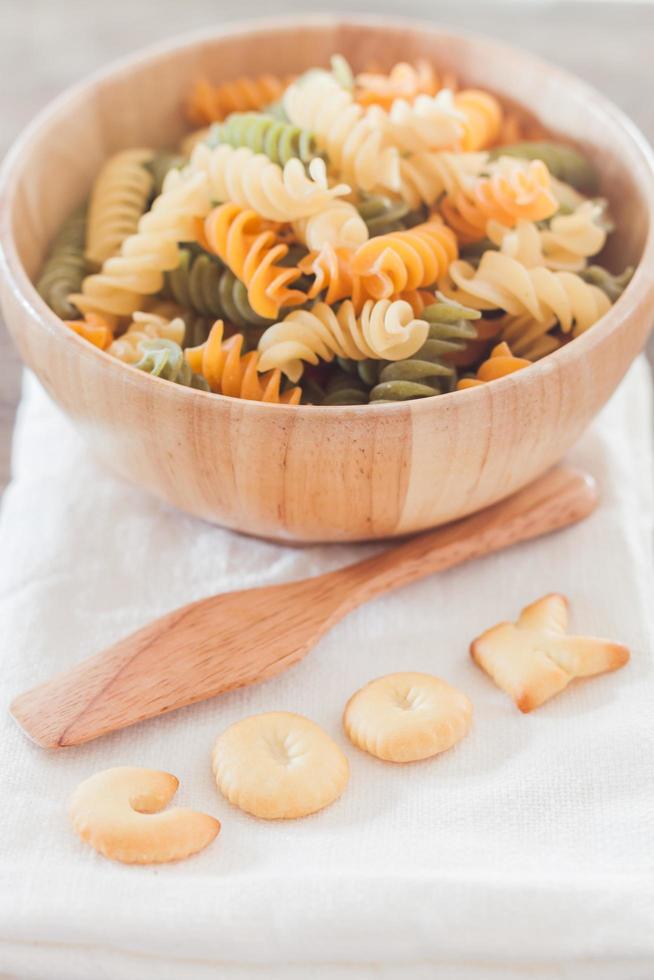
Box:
left=0, top=363, right=653, bottom=980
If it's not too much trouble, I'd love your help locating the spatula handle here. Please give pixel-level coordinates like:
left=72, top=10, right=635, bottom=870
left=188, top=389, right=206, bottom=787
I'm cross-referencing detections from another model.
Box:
left=334, top=467, right=597, bottom=614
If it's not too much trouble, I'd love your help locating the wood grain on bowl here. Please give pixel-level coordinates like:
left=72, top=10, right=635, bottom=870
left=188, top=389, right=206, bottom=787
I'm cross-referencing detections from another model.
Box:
left=0, top=18, right=653, bottom=542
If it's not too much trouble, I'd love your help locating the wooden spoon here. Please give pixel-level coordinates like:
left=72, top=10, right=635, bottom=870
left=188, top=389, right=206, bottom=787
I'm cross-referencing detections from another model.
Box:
left=11, top=466, right=597, bottom=749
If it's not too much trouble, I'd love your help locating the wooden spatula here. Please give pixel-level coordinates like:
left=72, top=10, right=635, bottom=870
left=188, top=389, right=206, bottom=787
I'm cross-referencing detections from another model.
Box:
left=11, top=466, right=597, bottom=749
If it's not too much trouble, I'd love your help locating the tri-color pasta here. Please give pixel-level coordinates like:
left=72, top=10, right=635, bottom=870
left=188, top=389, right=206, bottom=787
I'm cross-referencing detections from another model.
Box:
left=35, top=55, right=632, bottom=406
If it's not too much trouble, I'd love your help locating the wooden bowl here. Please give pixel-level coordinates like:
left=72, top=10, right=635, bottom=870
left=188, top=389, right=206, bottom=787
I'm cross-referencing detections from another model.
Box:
left=1, top=17, right=654, bottom=543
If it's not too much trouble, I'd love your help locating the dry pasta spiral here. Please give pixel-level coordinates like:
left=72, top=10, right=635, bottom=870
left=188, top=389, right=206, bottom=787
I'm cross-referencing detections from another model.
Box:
left=440, top=158, right=559, bottom=243
left=487, top=201, right=608, bottom=272
left=457, top=342, right=531, bottom=389
left=134, top=338, right=209, bottom=389
left=292, top=200, right=369, bottom=250
left=185, top=75, right=292, bottom=126
left=203, top=202, right=305, bottom=319
left=372, top=90, right=465, bottom=154
left=496, top=313, right=562, bottom=360
left=189, top=141, right=349, bottom=222
left=70, top=169, right=211, bottom=317
left=398, top=151, right=488, bottom=209
left=354, top=61, right=455, bottom=110
left=108, top=311, right=186, bottom=363
left=441, top=251, right=612, bottom=335
left=208, top=112, right=321, bottom=166
left=36, top=205, right=87, bottom=319
left=283, top=71, right=401, bottom=192
left=257, top=299, right=430, bottom=381
left=454, top=90, right=503, bottom=151
left=352, top=219, right=458, bottom=298
left=85, top=148, right=155, bottom=268
left=64, top=313, right=114, bottom=350
left=185, top=319, right=301, bottom=403
left=489, top=141, right=598, bottom=194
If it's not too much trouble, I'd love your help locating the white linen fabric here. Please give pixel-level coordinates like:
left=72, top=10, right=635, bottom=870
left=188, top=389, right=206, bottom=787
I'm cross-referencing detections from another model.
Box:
left=0, top=363, right=653, bottom=980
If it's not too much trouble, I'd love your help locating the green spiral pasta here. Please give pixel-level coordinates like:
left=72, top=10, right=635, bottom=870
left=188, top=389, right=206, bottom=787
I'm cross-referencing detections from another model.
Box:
left=489, top=141, right=599, bottom=194
left=163, top=246, right=274, bottom=331
left=303, top=367, right=371, bottom=405
left=579, top=264, right=634, bottom=302
left=134, top=338, right=209, bottom=389
left=262, top=100, right=290, bottom=122
left=343, top=300, right=480, bottom=402
left=207, top=112, right=322, bottom=166
left=36, top=205, right=88, bottom=318
left=147, top=150, right=186, bottom=198
left=356, top=195, right=426, bottom=237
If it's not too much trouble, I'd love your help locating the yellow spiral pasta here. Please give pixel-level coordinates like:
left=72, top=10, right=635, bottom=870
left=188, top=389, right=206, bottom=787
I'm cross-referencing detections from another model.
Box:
left=70, top=169, right=211, bottom=317
left=487, top=201, right=608, bottom=272
left=292, top=200, right=369, bottom=250
left=85, top=148, right=155, bottom=268
left=440, top=251, right=612, bottom=336
left=108, top=311, right=186, bottom=363
left=185, top=319, right=301, bottom=404
left=454, top=90, right=503, bottom=151
left=257, top=299, right=430, bottom=381
left=457, top=342, right=531, bottom=389
left=203, top=202, right=305, bottom=319
left=398, top=151, right=488, bottom=209
left=372, top=90, right=465, bottom=154
left=496, top=313, right=562, bottom=360
left=185, top=75, right=293, bottom=126
left=352, top=219, right=458, bottom=299
left=189, top=141, right=350, bottom=222
left=283, top=71, right=401, bottom=193
left=440, top=158, right=559, bottom=243
left=354, top=61, right=456, bottom=109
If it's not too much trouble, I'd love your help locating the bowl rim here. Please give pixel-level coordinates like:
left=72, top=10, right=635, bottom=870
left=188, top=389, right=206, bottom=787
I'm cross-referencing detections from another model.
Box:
left=2, top=12, right=654, bottom=418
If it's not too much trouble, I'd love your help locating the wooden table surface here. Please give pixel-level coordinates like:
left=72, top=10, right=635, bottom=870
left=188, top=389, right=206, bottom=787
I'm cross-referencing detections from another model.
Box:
left=1, top=0, right=653, bottom=493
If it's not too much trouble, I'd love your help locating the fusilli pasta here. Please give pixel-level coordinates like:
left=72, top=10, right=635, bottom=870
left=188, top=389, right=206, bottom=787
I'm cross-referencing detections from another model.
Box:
left=283, top=70, right=401, bottom=192
left=457, top=341, right=531, bottom=388
left=135, top=337, right=210, bottom=389
left=207, top=112, right=322, bottom=166
left=108, top=311, right=186, bottom=363
left=487, top=201, right=608, bottom=272
left=185, top=319, right=301, bottom=403
left=354, top=61, right=455, bottom=110
left=257, top=298, right=430, bottom=381
left=186, top=75, right=293, bottom=126
left=36, top=205, right=88, bottom=319
left=64, top=313, right=114, bottom=350
left=85, top=148, right=155, bottom=268
left=203, top=202, right=305, bottom=318
left=440, top=157, right=559, bottom=243
left=489, top=141, right=598, bottom=193
left=441, top=251, right=611, bottom=335
left=189, top=141, right=350, bottom=222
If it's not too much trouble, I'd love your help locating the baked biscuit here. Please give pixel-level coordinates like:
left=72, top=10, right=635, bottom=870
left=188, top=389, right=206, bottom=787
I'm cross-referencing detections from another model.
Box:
left=69, top=766, right=220, bottom=864
left=343, top=672, right=473, bottom=762
left=471, top=593, right=630, bottom=712
left=212, top=711, right=349, bottom=819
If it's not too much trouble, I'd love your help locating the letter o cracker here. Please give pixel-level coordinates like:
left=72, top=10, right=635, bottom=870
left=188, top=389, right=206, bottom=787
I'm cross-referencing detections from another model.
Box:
left=212, top=711, right=349, bottom=819
left=343, top=672, right=473, bottom=762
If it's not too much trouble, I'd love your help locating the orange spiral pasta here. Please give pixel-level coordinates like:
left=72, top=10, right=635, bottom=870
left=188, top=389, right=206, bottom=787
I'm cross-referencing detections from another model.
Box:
left=64, top=313, right=115, bottom=350
left=185, top=75, right=293, bottom=126
left=454, top=90, right=503, bottom=151
left=352, top=219, right=458, bottom=299
left=203, top=202, right=305, bottom=319
left=440, top=159, right=559, bottom=243
left=299, top=220, right=458, bottom=310
left=185, top=319, right=301, bottom=403
left=354, top=61, right=457, bottom=110
left=457, top=341, right=531, bottom=389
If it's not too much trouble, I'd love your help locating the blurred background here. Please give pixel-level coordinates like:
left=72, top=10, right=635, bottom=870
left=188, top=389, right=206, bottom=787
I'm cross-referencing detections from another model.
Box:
left=1, top=0, right=653, bottom=491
